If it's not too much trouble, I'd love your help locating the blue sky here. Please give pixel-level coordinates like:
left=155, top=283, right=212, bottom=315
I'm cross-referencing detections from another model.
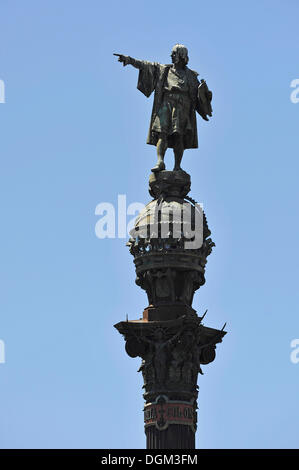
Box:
left=0, top=0, right=299, bottom=448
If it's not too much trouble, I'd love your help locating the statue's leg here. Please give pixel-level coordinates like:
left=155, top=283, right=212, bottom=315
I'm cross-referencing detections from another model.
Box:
left=173, top=133, right=184, bottom=171
left=151, top=133, right=167, bottom=172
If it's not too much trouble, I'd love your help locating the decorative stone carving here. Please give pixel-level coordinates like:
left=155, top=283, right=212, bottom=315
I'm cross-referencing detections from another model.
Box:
left=115, top=315, right=225, bottom=404
left=113, top=45, right=225, bottom=449
left=115, top=169, right=226, bottom=442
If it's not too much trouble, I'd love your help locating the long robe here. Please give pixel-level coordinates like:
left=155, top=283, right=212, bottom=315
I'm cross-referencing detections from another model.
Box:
left=134, top=60, right=212, bottom=149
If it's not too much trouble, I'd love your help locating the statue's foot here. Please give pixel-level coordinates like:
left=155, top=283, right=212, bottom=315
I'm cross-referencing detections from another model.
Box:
left=151, top=162, right=165, bottom=172
left=173, top=166, right=183, bottom=172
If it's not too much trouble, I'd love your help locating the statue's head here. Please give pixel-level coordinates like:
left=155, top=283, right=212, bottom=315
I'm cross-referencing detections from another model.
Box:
left=171, top=44, right=189, bottom=66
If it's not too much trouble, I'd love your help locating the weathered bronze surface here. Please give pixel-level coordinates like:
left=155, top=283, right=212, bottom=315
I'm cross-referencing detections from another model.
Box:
left=113, top=46, right=225, bottom=449
left=114, top=44, right=212, bottom=172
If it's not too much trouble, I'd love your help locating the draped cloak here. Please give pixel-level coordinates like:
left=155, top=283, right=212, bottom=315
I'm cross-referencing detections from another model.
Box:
left=135, top=60, right=212, bottom=149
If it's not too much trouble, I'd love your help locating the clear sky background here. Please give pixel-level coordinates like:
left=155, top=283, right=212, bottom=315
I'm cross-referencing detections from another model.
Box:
left=0, top=0, right=299, bottom=449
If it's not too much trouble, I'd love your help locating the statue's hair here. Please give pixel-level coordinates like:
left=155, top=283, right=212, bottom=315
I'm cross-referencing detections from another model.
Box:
left=172, top=44, right=189, bottom=65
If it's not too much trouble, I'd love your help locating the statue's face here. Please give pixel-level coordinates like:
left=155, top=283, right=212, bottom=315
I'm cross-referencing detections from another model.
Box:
left=171, top=49, right=180, bottom=65
left=171, top=46, right=188, bottom=66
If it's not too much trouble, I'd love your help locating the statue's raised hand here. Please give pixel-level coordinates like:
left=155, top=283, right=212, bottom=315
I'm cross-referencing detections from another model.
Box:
left=113, top=53, right=130, bottom=66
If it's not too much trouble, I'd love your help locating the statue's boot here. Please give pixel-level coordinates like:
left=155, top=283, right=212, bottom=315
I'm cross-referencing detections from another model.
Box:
left=151, top=161, right=166, bottom=172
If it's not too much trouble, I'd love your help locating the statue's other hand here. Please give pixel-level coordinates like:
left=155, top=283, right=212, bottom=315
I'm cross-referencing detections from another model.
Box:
left=113, top=53, right=130, bottom=66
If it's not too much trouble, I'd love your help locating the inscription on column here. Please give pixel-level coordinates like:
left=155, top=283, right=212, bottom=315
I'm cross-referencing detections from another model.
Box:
left=144, top=395, right=196, bottom=431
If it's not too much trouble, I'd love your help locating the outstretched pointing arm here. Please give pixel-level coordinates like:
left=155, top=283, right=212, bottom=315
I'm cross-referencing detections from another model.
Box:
left=113, top=53, right=144, bottom=70
left=113, top=53, right=158, bottom=98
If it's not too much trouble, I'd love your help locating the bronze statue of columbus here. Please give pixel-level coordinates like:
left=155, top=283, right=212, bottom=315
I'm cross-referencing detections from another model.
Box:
left=114, top=44, right=212, bottom=172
